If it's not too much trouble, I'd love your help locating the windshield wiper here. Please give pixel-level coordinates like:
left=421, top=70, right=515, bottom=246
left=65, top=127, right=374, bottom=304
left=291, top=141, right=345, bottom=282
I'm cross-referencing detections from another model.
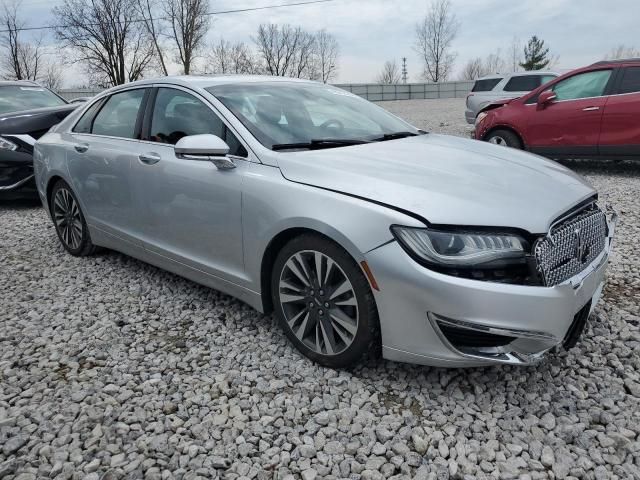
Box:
left=272, top=138, right=372, bottom=151
left=372, top=131, right=423, bottom=142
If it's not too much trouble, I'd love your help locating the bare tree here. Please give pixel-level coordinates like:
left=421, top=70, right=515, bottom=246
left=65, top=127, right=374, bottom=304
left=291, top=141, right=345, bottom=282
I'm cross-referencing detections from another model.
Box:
left=206, top=39, right=258, bottom=74
left=484, top=49, right=505, bottom=75
left=605, top=44, right=640, bottom=60
left=376, top=60, right=401, bottom=84
left=315, top=29, right=339, bottom=83
left=508, top=36, right=522, bottom=72
left=459, top=57, right=483, bottom=80
left=135, top=0, right=168, bottom=75
left=40, top=63, right=64, bottom=91
left=290, top=30, right=317, bottom=79
left=164, top=0, right=209, bottom=75
left=414, top=0, right=459, bottom=82
left=0, top=1, right=44, bottom=80
left=253, top=24, right=301, bottom=77
left=53, top=0, right=155, bottom=87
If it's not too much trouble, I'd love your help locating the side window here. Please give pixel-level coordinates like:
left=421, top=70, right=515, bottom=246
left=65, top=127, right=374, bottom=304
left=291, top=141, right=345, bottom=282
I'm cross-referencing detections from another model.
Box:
left=617, top=67, right=640, bottom=94
left=92, top=89, right=146, bottom=139
left=471, top=78, right=502, bottom=92
left=540, top=75, right=557, bottom=85
left=504, top=75, right=543, bottom=92
left=72, top=99, right=105, bottom=133
left=552, top=70, right=612, bottom=101
left=148, top=88, right=247, bottom=157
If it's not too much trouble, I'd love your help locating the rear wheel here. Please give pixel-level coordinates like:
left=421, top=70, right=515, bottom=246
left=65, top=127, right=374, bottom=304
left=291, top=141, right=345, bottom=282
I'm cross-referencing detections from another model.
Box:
left=50, top=180, right=97, bottom=256
left=271, top=234, right=380, bottom=368
left=485, top=129, right=523, bottom=149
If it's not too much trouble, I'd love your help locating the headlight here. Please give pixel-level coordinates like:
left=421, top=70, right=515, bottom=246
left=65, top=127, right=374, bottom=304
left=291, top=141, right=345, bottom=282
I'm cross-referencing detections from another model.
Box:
left=0, top=137, right=18, bottom=151
left=475, top=112, right=488, bottom=126
left=391, top=226, right=526, bottom=267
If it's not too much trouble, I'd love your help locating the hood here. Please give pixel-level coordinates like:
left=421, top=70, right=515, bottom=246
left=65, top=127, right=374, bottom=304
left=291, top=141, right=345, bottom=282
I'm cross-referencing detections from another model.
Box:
left=483, top=98, right=516, bottom=112
left=276, top=134, right=595, bottom=234
left=0, top=104, right=78, bottom=137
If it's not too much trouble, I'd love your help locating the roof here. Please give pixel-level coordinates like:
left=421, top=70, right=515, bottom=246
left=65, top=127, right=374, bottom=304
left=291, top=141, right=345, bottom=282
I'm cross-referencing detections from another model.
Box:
left=591, top=58, right=640, bottom=66
left=476, top=71, right=558, bottom=80
left=113, top=74, right=317, bottom=91
left=0, top=80, right=40, bottom=87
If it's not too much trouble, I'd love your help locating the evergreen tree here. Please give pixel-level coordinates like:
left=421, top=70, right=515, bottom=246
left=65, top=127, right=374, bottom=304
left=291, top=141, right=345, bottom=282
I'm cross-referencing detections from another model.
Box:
left=520, top=36, right=550, bottom=70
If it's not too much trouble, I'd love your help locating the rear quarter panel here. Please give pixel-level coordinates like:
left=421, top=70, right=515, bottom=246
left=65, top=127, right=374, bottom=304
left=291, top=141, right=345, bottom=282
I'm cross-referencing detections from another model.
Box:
left=33, top=132, right=71, bottom=214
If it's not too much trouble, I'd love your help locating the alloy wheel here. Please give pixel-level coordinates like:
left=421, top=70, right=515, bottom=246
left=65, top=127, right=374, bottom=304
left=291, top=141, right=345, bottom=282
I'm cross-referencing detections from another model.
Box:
left=278, top=250, right=359, bottom=356
left=53, top=187, right=83, bottom=250
left=489, top=135, right=508, bottom=146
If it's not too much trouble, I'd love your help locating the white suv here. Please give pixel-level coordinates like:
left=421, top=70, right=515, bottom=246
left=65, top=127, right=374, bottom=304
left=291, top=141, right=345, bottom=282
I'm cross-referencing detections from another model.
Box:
left=465, top=71, right=558, bottom=124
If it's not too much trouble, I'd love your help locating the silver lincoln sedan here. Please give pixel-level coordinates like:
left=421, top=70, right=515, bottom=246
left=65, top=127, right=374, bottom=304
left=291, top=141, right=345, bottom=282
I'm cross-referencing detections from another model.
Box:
left=33, top=76, right=616, bottom=368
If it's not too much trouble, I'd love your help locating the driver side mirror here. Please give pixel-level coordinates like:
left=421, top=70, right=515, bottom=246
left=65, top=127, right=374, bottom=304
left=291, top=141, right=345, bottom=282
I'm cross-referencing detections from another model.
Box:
left=174, top=134, right=236, bottom=170
left=537, top=90, right=557, bottom=110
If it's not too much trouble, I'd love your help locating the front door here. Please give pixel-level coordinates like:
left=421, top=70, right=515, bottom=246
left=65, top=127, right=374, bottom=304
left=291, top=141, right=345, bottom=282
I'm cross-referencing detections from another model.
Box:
left=525, top=69, right=613, bottom=156
left=133, top=86, right=250, bottom=283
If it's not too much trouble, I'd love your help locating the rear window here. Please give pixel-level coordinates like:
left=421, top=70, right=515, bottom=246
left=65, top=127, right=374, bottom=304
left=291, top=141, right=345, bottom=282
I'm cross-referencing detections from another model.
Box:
left=617, top=67, right=640, bottom=94
left=472, top=78, right=502, bottom=92
left=504, top=75, right=548, bottom=92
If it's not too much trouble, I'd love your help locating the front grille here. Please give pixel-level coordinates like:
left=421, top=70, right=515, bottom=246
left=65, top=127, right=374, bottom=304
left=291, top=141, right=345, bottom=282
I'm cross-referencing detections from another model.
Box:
left=534, top=205, right=607, bottom=286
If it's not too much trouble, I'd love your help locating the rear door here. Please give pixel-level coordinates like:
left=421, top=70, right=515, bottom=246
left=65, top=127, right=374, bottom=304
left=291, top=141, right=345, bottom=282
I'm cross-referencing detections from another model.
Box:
left=65, top=87, right=150, bottom=244
left=525, top=69, right=614, bottom=156
left=599, top=66, right=640, bottom=157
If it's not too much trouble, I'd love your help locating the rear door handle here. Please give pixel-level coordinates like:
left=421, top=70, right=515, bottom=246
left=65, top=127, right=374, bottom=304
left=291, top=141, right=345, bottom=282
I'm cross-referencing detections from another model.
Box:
left=582, top=106, right=600, bottom=112
left=139, top=152, right=161, bottom=165
left=74, top=143, right=89, bottom=153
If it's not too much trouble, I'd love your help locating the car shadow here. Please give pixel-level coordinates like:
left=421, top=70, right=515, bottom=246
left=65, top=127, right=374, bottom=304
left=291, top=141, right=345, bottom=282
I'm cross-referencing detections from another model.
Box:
left=558, top=158, right=640, bottom=177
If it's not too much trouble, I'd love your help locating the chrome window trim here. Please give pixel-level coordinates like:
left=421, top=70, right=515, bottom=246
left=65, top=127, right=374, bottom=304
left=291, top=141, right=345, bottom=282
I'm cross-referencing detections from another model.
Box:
left=66, top=132, right=144, bottom=145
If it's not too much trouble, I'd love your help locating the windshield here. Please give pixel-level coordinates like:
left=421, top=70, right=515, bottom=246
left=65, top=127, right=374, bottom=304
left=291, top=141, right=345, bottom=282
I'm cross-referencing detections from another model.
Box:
left=207, top=82, right=417, bottom=150
left=0, top=85, right=67, bottom=115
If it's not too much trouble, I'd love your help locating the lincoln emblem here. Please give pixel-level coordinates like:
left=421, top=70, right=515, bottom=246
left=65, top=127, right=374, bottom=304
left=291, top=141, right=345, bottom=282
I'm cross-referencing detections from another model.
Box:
left=574, top=228, right=588, bottom=263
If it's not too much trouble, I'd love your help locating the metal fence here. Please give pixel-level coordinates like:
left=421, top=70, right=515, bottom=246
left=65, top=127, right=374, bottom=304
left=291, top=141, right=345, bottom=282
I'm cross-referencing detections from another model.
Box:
left=58, top=89, right=102, bottom=101
left=333, top=81, right=474, bottom=101
left=58, top=80, right=475, bottom=102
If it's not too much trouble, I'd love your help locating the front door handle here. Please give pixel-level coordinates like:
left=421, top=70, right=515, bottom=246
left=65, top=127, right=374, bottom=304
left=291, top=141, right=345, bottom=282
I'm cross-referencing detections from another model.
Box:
left=139, top=152, right=161, bottom=165
left=582, top=106, right=600, bottom=112
left=74, top=143, right=89, bottom=153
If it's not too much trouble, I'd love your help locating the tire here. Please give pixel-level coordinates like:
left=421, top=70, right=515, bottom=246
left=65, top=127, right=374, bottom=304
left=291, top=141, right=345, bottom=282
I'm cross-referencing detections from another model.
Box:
left=485, top=129, right=523, bottom=149
left=271, top=234, right=380, bottom=368
left=49, top=179, right=97, bottom=256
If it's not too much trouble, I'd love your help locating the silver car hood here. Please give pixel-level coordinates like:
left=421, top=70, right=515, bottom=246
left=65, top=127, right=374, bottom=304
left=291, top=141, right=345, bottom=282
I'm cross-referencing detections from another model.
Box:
left=275, top=134, right=596, bottom=233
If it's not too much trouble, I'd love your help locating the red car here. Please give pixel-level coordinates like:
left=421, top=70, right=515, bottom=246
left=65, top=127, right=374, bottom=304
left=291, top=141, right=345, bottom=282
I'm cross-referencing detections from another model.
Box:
left=474, top=58, right=640, bottom=159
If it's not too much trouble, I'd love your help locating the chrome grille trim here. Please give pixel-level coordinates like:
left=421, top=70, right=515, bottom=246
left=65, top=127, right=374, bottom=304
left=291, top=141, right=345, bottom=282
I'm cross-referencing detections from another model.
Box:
left=535, top=205, right=607, bottom=287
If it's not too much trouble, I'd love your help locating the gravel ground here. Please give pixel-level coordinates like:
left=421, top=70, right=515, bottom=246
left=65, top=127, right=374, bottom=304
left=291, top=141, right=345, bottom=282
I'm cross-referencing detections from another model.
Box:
left=1, top=99, right=640, bottom=480
left=378, top=98, right=473, bottom=137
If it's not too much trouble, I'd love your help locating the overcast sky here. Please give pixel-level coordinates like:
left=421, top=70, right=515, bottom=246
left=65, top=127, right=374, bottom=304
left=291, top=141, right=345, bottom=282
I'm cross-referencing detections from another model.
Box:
left=18, top=0, right=640, bottom=86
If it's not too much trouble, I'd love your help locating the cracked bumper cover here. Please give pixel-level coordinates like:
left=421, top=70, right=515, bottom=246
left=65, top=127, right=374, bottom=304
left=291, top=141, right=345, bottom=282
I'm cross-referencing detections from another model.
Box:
left=365, top=215, right=616, bottom=367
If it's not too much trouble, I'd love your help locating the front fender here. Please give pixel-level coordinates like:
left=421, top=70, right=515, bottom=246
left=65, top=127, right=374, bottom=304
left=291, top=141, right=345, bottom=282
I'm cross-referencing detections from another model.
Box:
left=241, top=164, right=424, bottom=294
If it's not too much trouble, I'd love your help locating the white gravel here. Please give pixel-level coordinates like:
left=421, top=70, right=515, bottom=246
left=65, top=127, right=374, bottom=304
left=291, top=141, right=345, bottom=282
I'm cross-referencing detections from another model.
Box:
left=1, top=98, right=640, bottom=480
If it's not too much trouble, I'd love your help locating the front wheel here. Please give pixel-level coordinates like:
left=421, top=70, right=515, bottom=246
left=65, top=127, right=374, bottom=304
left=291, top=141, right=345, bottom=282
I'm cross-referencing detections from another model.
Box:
left=50, top=179, right=97, bottom=256
left=271, top=234, right=380, bottom=368
left=485, top=129, right=523, bottom=149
